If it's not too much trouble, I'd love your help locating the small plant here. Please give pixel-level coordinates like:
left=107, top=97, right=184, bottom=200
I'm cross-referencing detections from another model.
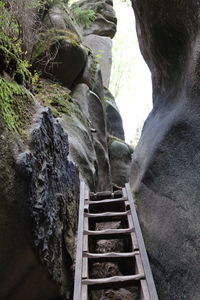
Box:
left=0, top=77, right=33, bottom=134
left=71, top=5, right=96, bottom=29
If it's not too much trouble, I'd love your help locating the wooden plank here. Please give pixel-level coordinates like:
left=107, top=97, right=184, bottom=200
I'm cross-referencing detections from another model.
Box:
left=82, top=217, right=89, bottom=279
left=125, top=183, right=159, bottom=300
left=135, top=253, right=144, bottom=274
left=82, top=257, right=88, bottom=280
left=85, top=211, right=130, bottom=218
left=82, top=274, right=144, bottom=287
left=140, top=279, right=151, bottom=300
left=84, top=211, right=130, bottom=222
left=127, top=214, right=139, bottom=251
left=84, top=185, right=89, bottom=200
left=81, top=285, right=88, bottom=300
left=85, top=197, right=127, bottom=205
left=83, top=217, right=88, bottom=252
left=84, top=251, right=139, bottom=259
left=84, top=228, right=133, bottom=236
left=84, top=185, right=89, bottom=212
left=73, top=182, right=86, bottom=300
left=90, top=191, right=112, bottom=200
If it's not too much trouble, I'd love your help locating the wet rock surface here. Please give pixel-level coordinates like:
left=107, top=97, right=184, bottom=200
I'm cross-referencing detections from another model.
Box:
left=131, top=0, right=200, bottom=299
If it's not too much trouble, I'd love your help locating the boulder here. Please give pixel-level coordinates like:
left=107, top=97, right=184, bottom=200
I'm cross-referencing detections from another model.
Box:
left=88, top=91, right=112, bottom=191
left=82, top=34, right=112, bottom=88
left=75, top=0, right=117, bottom=38
left=105, top=88, right=125, bottom=140
left=61, top=83, right=112, bottom=191
left=77, top=52, right=104, bottom=100
left=32, top=4, right=87, bottom=88
left=109, top=139, right=133, bottom=187
left=131, top=0, right=200, bottom=299
left=60, top=84, right=98, bottom=191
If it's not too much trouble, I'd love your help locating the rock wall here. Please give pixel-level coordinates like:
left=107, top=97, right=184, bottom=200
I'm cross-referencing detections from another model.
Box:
left=0, top=1, right=133, bottom=299
left=131, top=1, right=200, bottom=299
left=0, top=106, right=78, bottom=300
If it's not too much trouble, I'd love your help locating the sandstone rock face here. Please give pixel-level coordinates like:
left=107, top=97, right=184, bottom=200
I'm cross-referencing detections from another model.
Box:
left=82, top=35, right=112, bottom=88
left=33, top=4, right=87, bottom=88
left=61, top=83, right=112, bottom=192
left=0, top=107, right=79, bottom=300
left=0, top=1, right=129, bottom=298
left=78, top=52, right=104, bottom=99
left=131, top=1, right=200, bottom=299
left=76, top=0, right=116, bottom=88
left=77, top=0, right=117, bottom=38
left=105, top=88, right=125, bottom=140
left=109, top=140, right=133, bottom=187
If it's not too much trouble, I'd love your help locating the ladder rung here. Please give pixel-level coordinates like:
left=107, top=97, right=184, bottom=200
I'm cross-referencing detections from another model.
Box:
left=84, top=228, right=134, bottom=239
left=83, top=251, right=139, bottom=259
left=84, top=211, right=130, bottom=221
left=90, top=190, right=123, bottom=200
left=85, top=197, right=127, bottom=205
left=82, top=274, right=145, bottom=288
left=90, top=191, right=112, bottom=199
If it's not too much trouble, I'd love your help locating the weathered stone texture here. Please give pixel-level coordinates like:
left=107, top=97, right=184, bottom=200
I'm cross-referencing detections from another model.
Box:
left=77, top=0, right=117, bottom=38
left=33, top=4, right=87, bottom=88
left=0, top=107, right=79, bottom=300
left=19, top=108, right=79, bottom=298
left=131, top=1, right=200, bottom=299
left=105, top=88, right=125, bottom=140
left=83, top=35, right=112, bottom=88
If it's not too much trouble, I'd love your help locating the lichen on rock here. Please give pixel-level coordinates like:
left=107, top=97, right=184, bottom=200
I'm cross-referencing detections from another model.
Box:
left=19, top=108, right=79, bottom=298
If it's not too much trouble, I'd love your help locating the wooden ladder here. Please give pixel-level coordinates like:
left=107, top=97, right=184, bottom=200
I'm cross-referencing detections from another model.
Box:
left=74, top=182, right=159, bottom=300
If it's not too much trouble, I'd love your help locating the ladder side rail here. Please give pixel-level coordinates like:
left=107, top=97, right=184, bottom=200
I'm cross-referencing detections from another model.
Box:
left=125, top=183, right=159, bottom=300
left=73, top=181, right=86, bottom=300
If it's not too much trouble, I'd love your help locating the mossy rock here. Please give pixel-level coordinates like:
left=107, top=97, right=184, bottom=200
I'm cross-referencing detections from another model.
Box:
left=35, top=79, right=80, bottom=118
left=0, top=77, right=34, bottom=136
left=32, top=3, right=87, bottom=88
left=0, top=33, right=32, bottom=87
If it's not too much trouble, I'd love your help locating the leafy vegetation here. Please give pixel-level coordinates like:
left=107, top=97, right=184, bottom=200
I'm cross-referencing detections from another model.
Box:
left=0, top=0, right=96, bottom=135
left=0, top=77, right=33, bottom=134
left=0, top=0, right=35, bottom=134
left=71, top=4, right=96, bottom=29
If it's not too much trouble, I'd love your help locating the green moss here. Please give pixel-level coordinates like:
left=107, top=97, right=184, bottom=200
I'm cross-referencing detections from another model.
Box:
left=0, top=77, right=33, bottom=135
left=70, top=5, right=96, bottom=29
left=35, top=79, right=74, bottom=117
left=103, top=96, right=110, bottom=102
left=32, top=29, right=80, bottom=63
left=108, top=134, right=126, bottom=146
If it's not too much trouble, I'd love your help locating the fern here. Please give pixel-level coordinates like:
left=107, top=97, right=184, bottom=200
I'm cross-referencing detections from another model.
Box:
left=71, top=5, right=96, bottom=29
